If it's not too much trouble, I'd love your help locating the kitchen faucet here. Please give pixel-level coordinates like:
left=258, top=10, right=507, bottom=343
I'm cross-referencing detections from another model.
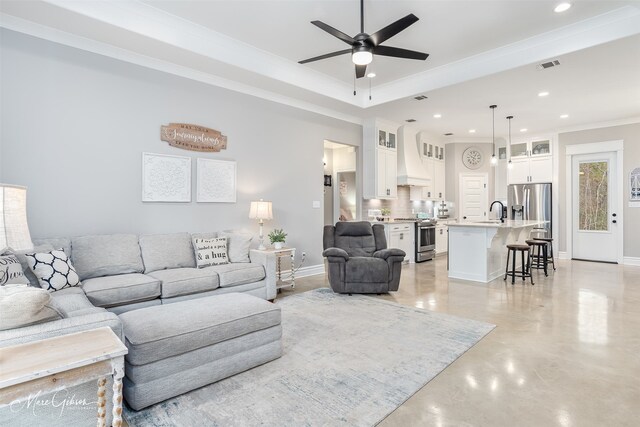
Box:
left=490, top=201, right=506, bottom=223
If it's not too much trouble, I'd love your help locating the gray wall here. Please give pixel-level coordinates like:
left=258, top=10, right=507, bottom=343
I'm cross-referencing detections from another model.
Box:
left=557, top=123, right=640, bottom=258
left=0, top=30, right=361, bottom=267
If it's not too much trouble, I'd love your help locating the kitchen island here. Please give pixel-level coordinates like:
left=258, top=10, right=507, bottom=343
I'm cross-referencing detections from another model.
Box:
left=448, top=220, right=548, bottom=283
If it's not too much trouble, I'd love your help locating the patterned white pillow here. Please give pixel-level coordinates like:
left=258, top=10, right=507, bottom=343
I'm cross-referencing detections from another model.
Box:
left=0, top=254, right=30, bottom=286
left=193, top=237, right=228, bottom=268
left=25, top=249, right=81, bottom=292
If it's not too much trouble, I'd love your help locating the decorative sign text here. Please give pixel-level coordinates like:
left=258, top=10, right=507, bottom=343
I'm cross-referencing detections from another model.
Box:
left=161, top=123, right=227, bottom=152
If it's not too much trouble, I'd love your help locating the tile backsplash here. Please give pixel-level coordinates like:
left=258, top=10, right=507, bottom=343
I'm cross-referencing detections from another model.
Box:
left=362, top=186, right=452, bottom=219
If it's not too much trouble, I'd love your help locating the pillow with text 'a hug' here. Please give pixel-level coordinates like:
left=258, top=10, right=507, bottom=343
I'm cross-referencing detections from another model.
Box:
left=192, top=237, right=228, bottom=268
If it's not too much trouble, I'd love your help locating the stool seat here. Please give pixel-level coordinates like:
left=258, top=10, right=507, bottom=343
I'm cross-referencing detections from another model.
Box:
left=534, top=237, right=553, bottom=242
left=533, top=237, right=557, bottom=271
left=507, top=244, right=530, bottom=250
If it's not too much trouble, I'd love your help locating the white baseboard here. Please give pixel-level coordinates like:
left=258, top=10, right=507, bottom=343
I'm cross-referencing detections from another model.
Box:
left=623, top=257, right=640, bottom=266
left=282, top=264, right=325, bottom=278
left=558, top=251, right=570, bottom=260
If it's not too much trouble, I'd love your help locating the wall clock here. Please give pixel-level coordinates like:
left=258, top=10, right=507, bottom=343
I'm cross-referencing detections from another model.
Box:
left=462, top=147, right=483, bottom=170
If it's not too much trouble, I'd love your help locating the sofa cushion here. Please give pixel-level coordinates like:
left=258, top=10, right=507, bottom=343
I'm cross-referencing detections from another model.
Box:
left=139, top=233, right=196, bottom=273
left=0, top=284, right=63, bottom=331
left=219, top=231, right=253, bottom=263
left=49, top=287, right=106, bottom=317
left=334, top=221, right=377, bottom=257
left=71, top=234, right=144, bottom=280
left=205, top=263, right=265, bottom=288
left=32, top=237, right=72, bottom=258
left=119, top=293, right=281, bottom=365
left=148, top=268, right=219, bottom=299
left=82, top=273, right=160, bottom=308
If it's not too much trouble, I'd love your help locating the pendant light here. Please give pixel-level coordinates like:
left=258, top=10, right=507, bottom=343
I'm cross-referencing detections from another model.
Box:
left=490, top=105, right=497, bottom=166
left=507, top=116, right=514, bottom=169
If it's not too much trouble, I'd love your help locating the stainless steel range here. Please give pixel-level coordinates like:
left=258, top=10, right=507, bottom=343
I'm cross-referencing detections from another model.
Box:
left=393, top=218, right=436, bottom=262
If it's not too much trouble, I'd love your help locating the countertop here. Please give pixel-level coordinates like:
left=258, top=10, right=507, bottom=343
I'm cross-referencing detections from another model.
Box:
left=448, top=220, right=548, bottom=229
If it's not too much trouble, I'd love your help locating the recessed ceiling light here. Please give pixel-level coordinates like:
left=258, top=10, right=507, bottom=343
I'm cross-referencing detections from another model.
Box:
left=469, top=129, right=476, bottom=133
left=538, top=91, right=549, bottom=97
left=554, top=3, right=572, bottom=13
left=520, top=128, right=528, bottom=133
left=560, top=114, right=569, bottom=119
left=433, top=114, right=442, bottom=118
left=367, top=72, right=376, bottom=78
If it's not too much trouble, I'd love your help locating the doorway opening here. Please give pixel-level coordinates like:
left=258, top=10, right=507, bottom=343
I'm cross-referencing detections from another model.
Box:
left=323, top=140, right=359, bottom=225
left=565, top=140, right=623, bottom=264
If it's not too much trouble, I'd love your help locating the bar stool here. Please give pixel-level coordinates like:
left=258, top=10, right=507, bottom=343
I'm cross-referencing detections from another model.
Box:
left=504, top=244, right=534, bottom=285
left=534, top=237, right=556, bottom=271
left=526, top=239, right=548, bottom=277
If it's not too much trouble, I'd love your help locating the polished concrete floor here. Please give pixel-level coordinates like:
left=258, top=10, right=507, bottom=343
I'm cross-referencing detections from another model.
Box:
left=278, top=256, right=640, bottom=427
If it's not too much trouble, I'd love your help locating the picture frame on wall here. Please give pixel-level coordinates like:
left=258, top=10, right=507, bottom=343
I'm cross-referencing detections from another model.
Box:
left=196, top=158, right=237, bottom=203
left=142, top=152, right=191, bottom=202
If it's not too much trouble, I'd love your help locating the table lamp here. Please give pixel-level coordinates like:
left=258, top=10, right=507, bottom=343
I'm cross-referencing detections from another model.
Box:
left=249, top=199, right=273, bottom=250
left=0, top=184, right=34, bottom=251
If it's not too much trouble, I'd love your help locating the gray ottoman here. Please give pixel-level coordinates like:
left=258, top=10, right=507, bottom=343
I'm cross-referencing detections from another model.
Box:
left=119, top=293, right=282, bottom=410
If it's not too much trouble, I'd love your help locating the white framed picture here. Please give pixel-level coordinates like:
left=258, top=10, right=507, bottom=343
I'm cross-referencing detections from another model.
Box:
left=197, top=158, right=237, bottom=203
left=142, top=152, right=191, bottom=202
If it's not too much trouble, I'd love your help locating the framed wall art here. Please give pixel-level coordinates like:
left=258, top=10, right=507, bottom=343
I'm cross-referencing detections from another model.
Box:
left=142, top=152, right=191, bottom=202
left=196, top=158, right=237, bottom=203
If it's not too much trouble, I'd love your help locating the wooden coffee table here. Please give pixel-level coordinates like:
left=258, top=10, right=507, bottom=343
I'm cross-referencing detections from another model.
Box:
left=0, top=327, right=128, bottom=427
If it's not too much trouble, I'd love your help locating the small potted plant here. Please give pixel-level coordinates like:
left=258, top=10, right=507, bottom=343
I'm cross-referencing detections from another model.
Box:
left=268, top=228, right=287, bottom=250
left=381, top=208, right=391, bottom=221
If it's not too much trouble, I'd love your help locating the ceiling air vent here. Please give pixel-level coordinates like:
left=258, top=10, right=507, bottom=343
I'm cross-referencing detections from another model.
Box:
left=413, top=95, right=428, bottom=101
left=444, top=133, right=454, bottom=136
left=538, top=60, right=560, bottom=70
left=406, top=119, right=417, bottom=123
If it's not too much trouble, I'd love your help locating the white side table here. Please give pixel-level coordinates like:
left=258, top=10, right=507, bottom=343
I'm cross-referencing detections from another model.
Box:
left=254, top=247, right=296, bottom=292
left=0, top=327, right=128, bottom=427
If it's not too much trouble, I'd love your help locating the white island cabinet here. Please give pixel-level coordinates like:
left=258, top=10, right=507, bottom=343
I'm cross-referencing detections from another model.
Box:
left=448, top=220, right=547, bottom=283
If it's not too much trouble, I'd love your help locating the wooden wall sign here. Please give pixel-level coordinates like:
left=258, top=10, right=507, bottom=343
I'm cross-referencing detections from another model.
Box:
left=161, top=123, right=227, bottom=152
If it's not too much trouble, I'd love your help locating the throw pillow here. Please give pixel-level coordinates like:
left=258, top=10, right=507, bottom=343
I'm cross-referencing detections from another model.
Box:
left=219, top=231, right=253, bottom=263
left=25, top=249, right=81, bottom=292
left=0, top=254, right=30, bottom=286
left=0, top=284, right=64, bottom=331
left=193, top=237, right=228, bottom=268
left=3, top=244, right=56, bottom=287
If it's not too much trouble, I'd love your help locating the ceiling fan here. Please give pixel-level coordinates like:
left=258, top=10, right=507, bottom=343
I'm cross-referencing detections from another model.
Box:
left=299, top=0, right=429, bottom=78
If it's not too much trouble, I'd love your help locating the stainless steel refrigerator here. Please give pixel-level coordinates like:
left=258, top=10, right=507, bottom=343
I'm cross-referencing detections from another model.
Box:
left=507, top=183, right=552, bottom=236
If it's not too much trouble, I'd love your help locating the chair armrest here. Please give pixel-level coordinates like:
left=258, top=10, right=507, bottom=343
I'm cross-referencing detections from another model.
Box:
left=249, top=249, right=277, bottom=300
left=373, top=248, right=406, bottom=260
left=322, top=248, right=349, bottom=260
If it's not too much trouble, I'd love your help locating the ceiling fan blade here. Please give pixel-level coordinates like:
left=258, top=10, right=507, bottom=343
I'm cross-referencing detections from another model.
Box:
left=368, top=14, right=419, bottom=46
left=299, top=49, right=352, bottom=64
left=355, top=64, right=367, bottom=79
left=311, top=21, right=355, bottom=45
left=374, top=45, right=429, bottom=61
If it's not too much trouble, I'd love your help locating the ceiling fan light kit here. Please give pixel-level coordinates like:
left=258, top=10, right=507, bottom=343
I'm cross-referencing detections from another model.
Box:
left=299, top=0, right=429, bottom=79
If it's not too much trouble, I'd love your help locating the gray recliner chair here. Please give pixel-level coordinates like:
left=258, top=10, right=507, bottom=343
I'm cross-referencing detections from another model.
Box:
left=322, top=221, right=406, bottom=294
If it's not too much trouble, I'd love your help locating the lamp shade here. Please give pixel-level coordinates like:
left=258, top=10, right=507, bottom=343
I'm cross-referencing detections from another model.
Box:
left=249, top=200, right=273, bottom=220
left=0, top=184, right=33, bottom=251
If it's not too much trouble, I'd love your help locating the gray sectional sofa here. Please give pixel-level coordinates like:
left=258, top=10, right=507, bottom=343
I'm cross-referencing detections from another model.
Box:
left=0, top=231, right=280, bottom=424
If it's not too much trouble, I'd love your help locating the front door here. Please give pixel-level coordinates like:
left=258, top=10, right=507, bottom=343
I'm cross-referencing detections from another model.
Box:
left=572, top=152, right=619, bottom=262
left=459, top=174, right=488, bottom=222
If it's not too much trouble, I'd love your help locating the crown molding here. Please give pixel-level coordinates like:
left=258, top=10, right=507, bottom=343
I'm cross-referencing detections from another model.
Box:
left=0, top=15, right=363, bottom=126
left=552, top=116, right=640, bottom=134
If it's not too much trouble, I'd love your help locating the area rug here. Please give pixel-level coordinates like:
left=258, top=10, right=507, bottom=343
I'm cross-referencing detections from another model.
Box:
left=124, top=288, right=494, bottom=426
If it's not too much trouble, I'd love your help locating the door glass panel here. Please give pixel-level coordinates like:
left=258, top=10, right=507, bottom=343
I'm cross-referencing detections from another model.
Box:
left=579, top=161, right=608, bottom=231
left=388, top=133, right=396, bottom=149
left=378, top=130, right=387, bottom=148
left=511, top=142, right=528, bottom=157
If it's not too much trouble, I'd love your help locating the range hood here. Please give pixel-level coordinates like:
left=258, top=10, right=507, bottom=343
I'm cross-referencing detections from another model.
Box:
left=397, top=125, right=431, bottom=186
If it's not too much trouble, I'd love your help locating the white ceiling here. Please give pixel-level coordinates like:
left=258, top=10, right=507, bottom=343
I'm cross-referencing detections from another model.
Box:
left=1, top=0, right=639, bottom=137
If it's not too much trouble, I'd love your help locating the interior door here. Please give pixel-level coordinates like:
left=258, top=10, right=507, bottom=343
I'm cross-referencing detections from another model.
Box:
left=459, top=174, right=488, bottom=221
left=572, top=152, right=619, bottom=262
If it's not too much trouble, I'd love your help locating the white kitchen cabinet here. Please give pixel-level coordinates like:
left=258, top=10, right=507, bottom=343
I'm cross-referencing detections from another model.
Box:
left=435, top=224, right=448, bottom=254
left=386, top=223, right=414, bottom=262
left=411, top=139, right=446, bottom=201
left=507, top=136, right=553, bottom=184
left=364, top=118, right=400, bottom=199
left=434, top=160, right=446, bottom=200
